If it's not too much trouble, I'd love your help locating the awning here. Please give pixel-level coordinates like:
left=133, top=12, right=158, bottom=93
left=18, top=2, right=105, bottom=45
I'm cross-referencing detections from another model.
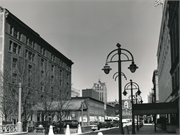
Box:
left=31, top=99, right=88, bottom=111
left=133, top=102, right=178, bottom=115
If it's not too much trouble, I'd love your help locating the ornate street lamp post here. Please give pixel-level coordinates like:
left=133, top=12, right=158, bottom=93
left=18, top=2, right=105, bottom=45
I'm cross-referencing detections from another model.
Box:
left=102, top=43, right=138, bottom=134
left=134, top=93, right=143, bottom=131
left=123, top=79, right=141, bottom=134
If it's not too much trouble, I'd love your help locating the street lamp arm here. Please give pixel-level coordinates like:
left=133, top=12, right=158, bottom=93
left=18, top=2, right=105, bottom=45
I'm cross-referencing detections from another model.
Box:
left=110, top=52, right=118, bottom=62
left=105, top=49, right=135, bottom=64
left=105, top=48, right=118, bottom=64
left=121, top=52, right=131, bottom=61
left=125, top=88, right=139, bottom=90
left=124, top=82, right=131, bottom=90
left=124, top=82, right=139, bottom=91
left=131, top=81, right=140, bottom=89
left=121, top=48, right=135, bottom=62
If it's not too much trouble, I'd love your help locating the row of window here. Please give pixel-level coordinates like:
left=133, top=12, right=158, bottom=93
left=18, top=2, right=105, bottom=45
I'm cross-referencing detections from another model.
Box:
left=12, top=57, right=33, bottom=84
left=10, top=26, right=70, bottom=71
left=9, top=41, right=70, bottom=74
left=9, top=41, right=21, bottom=56
left=12, top=57, right=70, bottom=89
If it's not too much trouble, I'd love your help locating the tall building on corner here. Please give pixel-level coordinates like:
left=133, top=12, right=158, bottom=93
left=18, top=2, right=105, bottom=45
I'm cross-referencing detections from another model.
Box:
left=0, top=7, right=73, bottom=123
left=92, top=79, right=107, bottom=103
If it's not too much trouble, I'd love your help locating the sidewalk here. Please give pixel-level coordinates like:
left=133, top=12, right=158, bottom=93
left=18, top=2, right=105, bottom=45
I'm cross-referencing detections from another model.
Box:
left=136, top=123, right=174, bottom=134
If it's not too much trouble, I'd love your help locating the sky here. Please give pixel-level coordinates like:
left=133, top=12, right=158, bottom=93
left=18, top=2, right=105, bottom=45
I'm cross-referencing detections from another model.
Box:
left=0, top=0, right=163, bottom=103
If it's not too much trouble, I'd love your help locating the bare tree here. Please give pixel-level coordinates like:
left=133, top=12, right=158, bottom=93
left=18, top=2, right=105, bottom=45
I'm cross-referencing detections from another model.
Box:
left=33, top=67, right=72, bottom=133
left=0, top=56, right=72, bottom=133
left=0, top=57, right=39, bottom=131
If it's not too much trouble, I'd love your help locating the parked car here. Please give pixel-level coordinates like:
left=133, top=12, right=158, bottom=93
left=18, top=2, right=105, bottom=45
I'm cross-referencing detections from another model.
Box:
left=90, top=123, right=98, bottom=131
left=112, top=120, right=119, bottom=127
left=96, top=121, right=109, bottom=129
left=62, top=120, right=79, bottom=128
left=52, top=121, right=64, bottom=134
left=105, top=120, right=114, bottom=128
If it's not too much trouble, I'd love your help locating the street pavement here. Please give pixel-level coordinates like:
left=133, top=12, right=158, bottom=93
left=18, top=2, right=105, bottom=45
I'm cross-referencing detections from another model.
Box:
left=85, top=124, right=174, bottom=135
left=136, top=123, right=173, bottom=134
left=27, top=123, right=176, bottom=135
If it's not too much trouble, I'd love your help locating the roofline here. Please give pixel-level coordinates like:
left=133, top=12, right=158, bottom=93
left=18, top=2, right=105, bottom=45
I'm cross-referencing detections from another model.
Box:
left=71, top=97, right=104, bottom=104
left=2, top=7, right=73, bottom=66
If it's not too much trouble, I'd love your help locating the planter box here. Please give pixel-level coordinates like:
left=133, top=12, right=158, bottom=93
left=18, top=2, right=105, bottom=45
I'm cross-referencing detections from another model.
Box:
left=166, top=124, right=178, bottom=133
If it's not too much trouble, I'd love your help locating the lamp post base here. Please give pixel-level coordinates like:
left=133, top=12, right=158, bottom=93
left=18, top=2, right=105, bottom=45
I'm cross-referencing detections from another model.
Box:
left=17, top=122, right=22, bottom=132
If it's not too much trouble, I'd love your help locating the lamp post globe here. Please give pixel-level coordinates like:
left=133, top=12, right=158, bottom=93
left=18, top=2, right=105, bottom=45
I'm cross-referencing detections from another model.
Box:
left=136, top=89, right=141, bottom=95
left=128, top=62, right=138, bottom=73
left=123, top=90, right=127, bottom=96
left=102, top=64, right=112, bottom=74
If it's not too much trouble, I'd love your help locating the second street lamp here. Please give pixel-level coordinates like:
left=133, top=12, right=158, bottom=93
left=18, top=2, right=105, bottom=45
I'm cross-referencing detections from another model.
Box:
left=134, top=93, right=143, bottom=131
left=123, top=79, right=141, bottom=134
left=102, top=43, right=138, bottom=134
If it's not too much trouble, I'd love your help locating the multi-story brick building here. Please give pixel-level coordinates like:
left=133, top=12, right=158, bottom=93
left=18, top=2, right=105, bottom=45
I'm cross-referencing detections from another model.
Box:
left=156, top=0, right=179, bottom=130
left=0, top=6, right=73, bottom=123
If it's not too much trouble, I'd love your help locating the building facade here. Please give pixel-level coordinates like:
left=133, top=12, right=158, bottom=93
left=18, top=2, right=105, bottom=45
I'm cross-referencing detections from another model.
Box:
left=156, top=0, right=172, bottom=102
left=168, top=0, right=179, bottom=103
left=71, top=87, right=80, bottom=97
left=0, top=7, right=73, bottom=124
left=82, top=89, right=99, bottom=101
left=92, top=80, right=107, bottom=103
left=71, top=97, right=111, bottom=125
left=152, top=70, right=159, bottom=103
left=108, top=99, right=132, bottom=119
left=156, top=0, right=179, bottom=128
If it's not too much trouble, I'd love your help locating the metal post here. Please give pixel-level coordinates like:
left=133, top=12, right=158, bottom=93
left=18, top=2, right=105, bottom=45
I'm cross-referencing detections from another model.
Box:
left=131, top=80, right=135, bottom=134
left=118, top=46, right=123, bottom=134
left=136, top=94, right=139, bottom=131
left=17, top=83, right=22, bottom=132
left=81, top=102, right=83, bottom=127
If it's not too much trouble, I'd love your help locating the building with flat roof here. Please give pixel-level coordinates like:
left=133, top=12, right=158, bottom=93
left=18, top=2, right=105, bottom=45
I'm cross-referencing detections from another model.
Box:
left=0, top=6, right=73, bottom=124
left=92, top=79, right=107, bottom=103
left=82, top=88, right=99, bottom=101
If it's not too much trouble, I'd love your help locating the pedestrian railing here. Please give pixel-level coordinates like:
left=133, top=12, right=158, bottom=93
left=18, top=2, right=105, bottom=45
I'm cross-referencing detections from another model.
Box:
left=0, top=124, right=17, bottom=133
